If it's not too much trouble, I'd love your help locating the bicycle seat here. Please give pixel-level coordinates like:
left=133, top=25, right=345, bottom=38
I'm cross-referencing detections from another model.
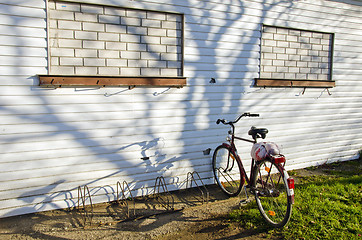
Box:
left=248, top=127, right=268, bottom=139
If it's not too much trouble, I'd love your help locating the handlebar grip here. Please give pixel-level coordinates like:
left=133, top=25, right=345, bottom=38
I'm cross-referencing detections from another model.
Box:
left=249, top=113, right=259, bottom=117
left=216, top=119, right=226, bottom=124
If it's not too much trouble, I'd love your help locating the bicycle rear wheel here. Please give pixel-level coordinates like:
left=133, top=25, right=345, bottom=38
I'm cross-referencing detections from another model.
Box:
left=252, top=159, right=292, bottom=227
left=212, top=145, right=243, bottom=197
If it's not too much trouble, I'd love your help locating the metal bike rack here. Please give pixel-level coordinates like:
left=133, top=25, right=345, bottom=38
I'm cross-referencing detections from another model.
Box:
left=153, top=176, right=174, bottom=211
left=77, top=185, right=94, bottom=227
left=186, top=171, right=209, bottom=204
left=116, top=180, right=135, bottom=219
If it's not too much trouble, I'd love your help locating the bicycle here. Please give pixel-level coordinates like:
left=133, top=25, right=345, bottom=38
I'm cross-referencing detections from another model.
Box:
left=212, top=112, right=295, bottom=228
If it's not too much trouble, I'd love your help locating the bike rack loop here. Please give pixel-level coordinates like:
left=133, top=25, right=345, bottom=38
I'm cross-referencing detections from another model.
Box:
left=116, top=180, right=136, bottom=218
left=153, top=176, right=175, bottom=211
left=77, top=185, right=94, bottom=227
left=186, top=171, right=209, bottom=204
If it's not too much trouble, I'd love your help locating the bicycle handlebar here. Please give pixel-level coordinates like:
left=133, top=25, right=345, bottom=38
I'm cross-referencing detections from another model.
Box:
left=216, top=112, right=259, bottom=125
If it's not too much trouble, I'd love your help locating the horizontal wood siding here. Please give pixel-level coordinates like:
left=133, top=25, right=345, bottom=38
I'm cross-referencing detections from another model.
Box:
left=0, top=0, right=361, bottom=217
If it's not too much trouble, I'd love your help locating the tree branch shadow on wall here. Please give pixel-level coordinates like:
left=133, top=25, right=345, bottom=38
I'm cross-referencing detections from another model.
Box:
left=0, top=0, right=250, bottom=217
left=5, top=0, right=359, bottom=233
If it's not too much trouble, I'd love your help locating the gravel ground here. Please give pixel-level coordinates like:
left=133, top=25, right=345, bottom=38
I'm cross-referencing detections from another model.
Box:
left=0, top=184, right=269, bottom=240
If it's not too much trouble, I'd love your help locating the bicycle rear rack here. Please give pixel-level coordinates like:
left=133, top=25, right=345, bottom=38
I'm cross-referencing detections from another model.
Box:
left=186, top=171, right=209, bottom=204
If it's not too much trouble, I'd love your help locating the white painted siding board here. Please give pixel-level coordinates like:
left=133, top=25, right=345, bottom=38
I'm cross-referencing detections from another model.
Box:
left=0, top=1, right=45, bottom=8
left=0, top=141, right=207, bottom=164
left=0, top=15, right=46, bottom=29
left=0, top=25, right=47, bottom=38
left=0, top=167, right=214, bottom=217
left=285, top=1, right=362, bottom=20
left=0, top=77, right=39, bottom=86
left=0, top=155, right=211, bottom=188
left=0, top=121, right=221, bottom=143
left=0, top=144, right=212, bottom=172
left=0, top=161, right=212, bottom=201
left=0, top=46, right=47, bottom=57
left=9, top=141, right=203, bottom=167
left=0, top=133, right=150, bottom=153
left=0, top=56, right=47, bottom=67
left=0, top=3, right=46, bottom=18
left=0, top=35, right=46, bottom=48
left=184, top=41, right=260, bottom=52
left=287, top=144, right=361, bottom=165
left=2, top=131, right=355, bottom=169
left=282, top=133, right=362, bottom=152
left=334, top=47, right=362, bottom=56
left=3, top=87, right=353, bottom=100
left=0, top=90, right=257, bottom=104
left=334, top=43, right=362, bottom=53
left=266, top=6, right=362, bottom=27
left=2, top=100, right=362, bottom=128
left=185, top=49, right=261, bottom=59
left=5, top=100, right=349, bottom=124
left=185, top=28, right=261, bottom=40
left=0, top=66, right=47, bottom=76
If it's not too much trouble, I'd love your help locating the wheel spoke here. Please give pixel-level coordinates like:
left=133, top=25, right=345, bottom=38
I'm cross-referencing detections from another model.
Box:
left=216, top=167, right=240, bottom=189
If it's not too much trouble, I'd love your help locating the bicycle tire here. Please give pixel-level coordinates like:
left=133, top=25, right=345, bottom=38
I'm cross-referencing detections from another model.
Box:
left=252, top=159, right=292, bottom=228
left=212, top=145, right=243, bottom=197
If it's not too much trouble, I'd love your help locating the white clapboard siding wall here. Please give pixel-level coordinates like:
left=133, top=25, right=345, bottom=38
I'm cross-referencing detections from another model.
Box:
left=0, top=0, right=361, bottom=217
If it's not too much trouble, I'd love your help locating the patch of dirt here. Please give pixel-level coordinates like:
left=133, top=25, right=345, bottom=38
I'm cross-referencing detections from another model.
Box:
left=0, top=159, right=360, bottom=240
left=0, top=186, right=259, bottom=240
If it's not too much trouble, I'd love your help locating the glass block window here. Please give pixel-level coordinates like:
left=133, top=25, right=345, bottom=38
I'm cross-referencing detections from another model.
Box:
left=48, top=1, right=183, bottom=77
left=260, top=25, right=333, bottom=81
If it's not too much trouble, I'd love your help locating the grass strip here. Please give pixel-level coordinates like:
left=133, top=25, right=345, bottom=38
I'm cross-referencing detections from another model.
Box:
left=229, top=160, right=362, bottom=240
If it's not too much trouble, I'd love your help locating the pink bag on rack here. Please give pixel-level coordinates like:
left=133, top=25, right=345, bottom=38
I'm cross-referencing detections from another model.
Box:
left=251, top=142, right=281, bottom=161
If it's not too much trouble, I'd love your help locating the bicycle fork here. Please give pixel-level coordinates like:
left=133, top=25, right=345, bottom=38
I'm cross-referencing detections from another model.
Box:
left=225, top=149, right=236, bottom=172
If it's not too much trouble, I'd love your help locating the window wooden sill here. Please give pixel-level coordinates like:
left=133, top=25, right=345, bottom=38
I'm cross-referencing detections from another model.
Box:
left=254, top=78, right=335, bottom=88
left=38, top=75, right=187, bottom=88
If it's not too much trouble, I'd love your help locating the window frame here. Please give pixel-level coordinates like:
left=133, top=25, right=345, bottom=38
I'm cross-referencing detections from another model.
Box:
left=256, top=24, right=335, bottom=88
left=38, top=75, right=186, bottom=88
left=41, top=1, right=186, bottom=88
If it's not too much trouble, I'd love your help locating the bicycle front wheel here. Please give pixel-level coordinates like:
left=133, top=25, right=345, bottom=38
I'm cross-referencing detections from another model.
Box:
left=212, top=145, right=243, bottom=197
left=252, top=159, right=292, bottom=228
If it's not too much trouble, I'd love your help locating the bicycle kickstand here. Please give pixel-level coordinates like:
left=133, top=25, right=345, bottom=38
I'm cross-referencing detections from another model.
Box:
left=239, top=186, right=251, bottom=205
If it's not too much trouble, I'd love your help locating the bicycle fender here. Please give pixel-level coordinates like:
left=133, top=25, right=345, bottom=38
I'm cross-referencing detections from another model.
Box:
left=220, top=143, right=240, bottom=161
left=221, top=142, right=231, bottom=148
left=283, top=170, right=295, bottom=204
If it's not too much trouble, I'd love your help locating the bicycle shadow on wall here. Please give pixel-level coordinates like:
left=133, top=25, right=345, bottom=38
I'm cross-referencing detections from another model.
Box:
left=117, top=138, right=167, bottom=163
